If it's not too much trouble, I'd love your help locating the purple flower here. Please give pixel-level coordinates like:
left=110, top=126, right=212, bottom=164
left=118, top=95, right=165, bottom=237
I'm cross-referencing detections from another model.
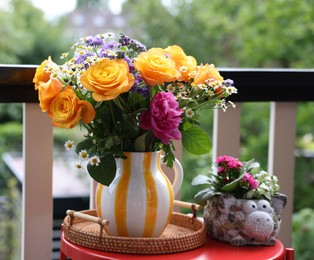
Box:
left=131, top=75, right=149, bottom=97
left=118, top=33, right=146, bottom=51
left=74, top=52, right=94, bottom=65
left=85, top=36, right=103, bottom=46
left=99, top=41, right=121, bottom=58
left=119, top=34, right=131, bottom=46
left=132, top=39, right=147, bottom=52
left=124, top=56, right=134, bottom=72
left=140, top=92, right=183, bottom=144
left=222, top=79, right=234, bottom=87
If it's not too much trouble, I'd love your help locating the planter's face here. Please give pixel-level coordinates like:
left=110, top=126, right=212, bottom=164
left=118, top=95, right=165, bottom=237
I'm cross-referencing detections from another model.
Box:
left=204, top=194, right=287, bottom=246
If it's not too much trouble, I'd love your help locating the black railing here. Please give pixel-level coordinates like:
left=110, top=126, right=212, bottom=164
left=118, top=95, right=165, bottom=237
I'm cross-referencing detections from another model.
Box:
left=1, top=65, right=314, bottom=103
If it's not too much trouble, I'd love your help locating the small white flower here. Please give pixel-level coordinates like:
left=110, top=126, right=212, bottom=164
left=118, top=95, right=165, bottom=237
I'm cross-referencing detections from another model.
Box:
left=207, top=90, right=215, bottom=96
left=179, top=66, right=188, bottom=73
left=185, top=108, right=195, bottom=118
left=260, top=183, right=270, bottom=191
left=225, top=86, right=238, bottom=94
left=79, top=150, right=89, bottom=159
left=89, top=156, right=100, bottom=166
left=60, top=52, right=69, bottom=59
left=189, top=70, right=197, bottom=78
left=167, top=84, right=176, bottom=92
left=75, top=163, right=83, bottom=170
left=104, top=32, right=115, bottom=38
left=264, top=176, right=272, bottom=181
left=64, top=140, right=75, bottom=150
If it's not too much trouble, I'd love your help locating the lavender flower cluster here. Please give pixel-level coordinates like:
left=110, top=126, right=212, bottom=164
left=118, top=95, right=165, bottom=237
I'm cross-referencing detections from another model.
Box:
left=64, top=33, right=149, bottom=97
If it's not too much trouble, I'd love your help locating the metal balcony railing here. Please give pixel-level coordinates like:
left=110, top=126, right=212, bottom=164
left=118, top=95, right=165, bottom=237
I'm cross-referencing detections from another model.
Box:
left=1, top=65, right=314, bottom=259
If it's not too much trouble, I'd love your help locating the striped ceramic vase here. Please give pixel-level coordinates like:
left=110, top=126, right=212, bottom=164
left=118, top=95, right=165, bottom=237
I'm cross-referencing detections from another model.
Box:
left=95, top=151, right=183, bottom=237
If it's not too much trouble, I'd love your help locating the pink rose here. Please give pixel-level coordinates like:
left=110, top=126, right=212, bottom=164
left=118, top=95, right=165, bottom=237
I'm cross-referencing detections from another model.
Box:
left=140, top=92, right=183, bottom=144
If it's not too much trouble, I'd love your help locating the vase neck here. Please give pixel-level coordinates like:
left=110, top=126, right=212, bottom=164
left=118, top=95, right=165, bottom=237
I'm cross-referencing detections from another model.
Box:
left=116, top=152, right=162, bottom=176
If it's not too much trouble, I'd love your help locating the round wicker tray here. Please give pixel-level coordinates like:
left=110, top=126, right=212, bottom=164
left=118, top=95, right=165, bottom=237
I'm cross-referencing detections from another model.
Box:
left=63, top=209, right=206, bottom=255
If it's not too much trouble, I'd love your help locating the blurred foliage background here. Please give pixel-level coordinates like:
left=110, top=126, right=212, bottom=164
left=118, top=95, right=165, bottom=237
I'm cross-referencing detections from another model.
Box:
left=0, top=0, right=313, bottom=259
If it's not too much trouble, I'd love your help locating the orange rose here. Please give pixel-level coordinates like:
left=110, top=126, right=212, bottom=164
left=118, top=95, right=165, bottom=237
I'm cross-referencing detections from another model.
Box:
left=38, top=79, right=63, bottom=112
left=133, top=49, right=180, bottom=86
left=48, top=87, right=95, bottom=129
left=147, top=47, right=166, bottom=55
left=33, top=57, right=58, bottom=90
left=164, top=45, right=197, bottom=81
left=192, top=64, right=223, bottom=86
left=80, top=58, right=135, bottom=102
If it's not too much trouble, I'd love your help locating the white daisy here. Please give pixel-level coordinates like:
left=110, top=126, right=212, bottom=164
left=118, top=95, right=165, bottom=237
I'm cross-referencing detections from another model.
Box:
left=75, top=163, right=82, bottom=170
left=79, top=150, right=89, bottom=159
left=89, top=156, right=101, bottom=166
left=185, top=108, right=195, bottom=118
left=64, top=140, right=75, bottom=150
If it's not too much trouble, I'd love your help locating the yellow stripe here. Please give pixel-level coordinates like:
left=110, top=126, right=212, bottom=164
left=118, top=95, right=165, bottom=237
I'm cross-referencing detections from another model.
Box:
left=158, top=152, right=174, bottom=231
left=115, top=153, right=131, bottom=236
left=143, top=153, right=158, bottom=237
left=96, top=184, right=104, bottom=218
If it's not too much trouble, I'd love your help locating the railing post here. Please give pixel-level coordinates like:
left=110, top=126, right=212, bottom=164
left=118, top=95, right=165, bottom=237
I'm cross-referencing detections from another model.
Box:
left=268, top=102, right=296, bottom=247
left=212, top=103, right=241, bottom=161
left=22, top=103, right=53, bottom=260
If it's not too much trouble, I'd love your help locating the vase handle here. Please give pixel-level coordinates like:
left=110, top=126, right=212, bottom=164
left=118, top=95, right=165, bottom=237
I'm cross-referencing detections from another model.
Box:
left=161, top=156, right=183, bottom=198
left=172, top=158, right=184, bottom=197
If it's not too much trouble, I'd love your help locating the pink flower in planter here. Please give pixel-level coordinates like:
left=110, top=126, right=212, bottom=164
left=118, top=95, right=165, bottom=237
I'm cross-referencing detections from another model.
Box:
left=216, top=155, right=243, bottom=169
left=242, top=173, right=259, bottom=189
left=140, top=91, right=183, bottom=144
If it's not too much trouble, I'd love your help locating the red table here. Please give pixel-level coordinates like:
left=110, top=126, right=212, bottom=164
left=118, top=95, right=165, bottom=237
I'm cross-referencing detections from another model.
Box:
left=60, top=231, right=286, bottom=260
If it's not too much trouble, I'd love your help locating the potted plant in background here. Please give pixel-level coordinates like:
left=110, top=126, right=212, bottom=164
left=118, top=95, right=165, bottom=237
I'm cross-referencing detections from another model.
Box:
left=192, top=155, right=287, bottom=246
left=33, top=32, right=237, bottom=237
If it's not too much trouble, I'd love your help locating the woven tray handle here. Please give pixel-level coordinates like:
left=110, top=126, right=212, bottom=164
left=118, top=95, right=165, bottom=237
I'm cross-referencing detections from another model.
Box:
left=174, top=200, right=201, bottom=219
left=66, top=209, right=110, bottom=236
left=66, top=201, right=200, bottom=232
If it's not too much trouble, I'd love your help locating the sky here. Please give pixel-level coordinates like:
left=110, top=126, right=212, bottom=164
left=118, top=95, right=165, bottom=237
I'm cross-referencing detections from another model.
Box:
left=31, top=0, right=125, bottom=20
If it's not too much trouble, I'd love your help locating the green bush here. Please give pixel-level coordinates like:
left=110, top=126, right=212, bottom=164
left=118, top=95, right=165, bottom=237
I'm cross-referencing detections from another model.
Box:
left=293, top=208, right=314, bottom=260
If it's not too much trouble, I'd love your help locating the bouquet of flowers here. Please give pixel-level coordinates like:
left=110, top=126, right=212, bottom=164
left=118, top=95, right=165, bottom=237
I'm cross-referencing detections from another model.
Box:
left=33, top=32, right=237, bottom=185
left=192, top=155, right=280, bottom=205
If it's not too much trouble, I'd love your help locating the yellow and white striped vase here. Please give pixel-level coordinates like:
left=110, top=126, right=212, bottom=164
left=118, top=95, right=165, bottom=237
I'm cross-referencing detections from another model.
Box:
left=95, top=151, right=183, bottom=237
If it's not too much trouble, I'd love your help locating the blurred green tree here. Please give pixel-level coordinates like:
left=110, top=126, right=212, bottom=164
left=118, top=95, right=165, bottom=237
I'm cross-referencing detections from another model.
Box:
left=122, top=0, right=314, bottom=68
left=0, top=0, right=70, bottom=64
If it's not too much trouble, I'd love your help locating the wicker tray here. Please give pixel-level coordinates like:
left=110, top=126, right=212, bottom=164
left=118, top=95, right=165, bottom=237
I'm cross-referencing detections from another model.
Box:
left=63, top=209, right=206, bottom=254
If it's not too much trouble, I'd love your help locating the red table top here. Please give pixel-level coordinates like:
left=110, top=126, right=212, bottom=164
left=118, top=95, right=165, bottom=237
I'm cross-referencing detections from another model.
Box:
left=60, top=231, right=285, bottom=260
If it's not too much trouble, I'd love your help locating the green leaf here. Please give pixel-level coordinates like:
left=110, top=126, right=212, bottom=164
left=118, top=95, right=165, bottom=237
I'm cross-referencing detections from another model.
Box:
left=220, top=180, right=240, bottom=192
left=182, top=121, right=193, bottom=131
left=87, top=154, right=116, bottom=186
left=182, top=125, right=211, bottom=155
left=134, top=133, right=147, bottom=151
left=161, top=142, right=175, bottom=168
left=75, top=139, right=95, bottom=154
left=191, top=175, right=212, bottom=186
left=220, top=172, right=246, bottom=192
left=120, top=113, right=140, bottom=138
left=194, top=187, right=216, bottom=206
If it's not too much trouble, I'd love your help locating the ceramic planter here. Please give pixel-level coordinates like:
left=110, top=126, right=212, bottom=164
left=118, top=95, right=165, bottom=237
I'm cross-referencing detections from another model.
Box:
left=203, top=193, right=287, bottom=246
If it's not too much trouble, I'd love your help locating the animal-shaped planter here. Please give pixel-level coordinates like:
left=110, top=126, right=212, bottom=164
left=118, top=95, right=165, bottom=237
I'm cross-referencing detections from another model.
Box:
left=204, top=193, right=287, bottom=246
